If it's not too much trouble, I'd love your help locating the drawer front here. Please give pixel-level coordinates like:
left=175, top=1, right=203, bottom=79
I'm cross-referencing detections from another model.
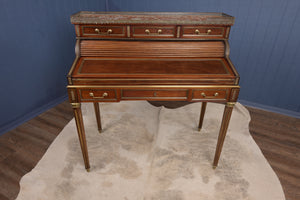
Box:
left=182, top=26, right=225, bottom=38
left=131, top=26, right=176, bottom=38
left=79, top=89, right=117, bottom=101
left=122, top=89, right=188, bottom=100
left=192, top=89, right=228, bottom=101
left=81, top=25, right=126, bottom=37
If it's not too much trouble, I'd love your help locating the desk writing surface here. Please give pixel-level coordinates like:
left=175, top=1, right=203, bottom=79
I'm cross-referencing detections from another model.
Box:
left=72, top=57, right=234, bottom=77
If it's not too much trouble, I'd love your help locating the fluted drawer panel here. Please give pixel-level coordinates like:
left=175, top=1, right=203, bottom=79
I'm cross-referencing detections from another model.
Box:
left=80, top=40, right=224, bottom=57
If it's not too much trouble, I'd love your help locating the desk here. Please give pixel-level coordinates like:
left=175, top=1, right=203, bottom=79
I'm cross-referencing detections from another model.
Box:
left=67, top=12, right=240, bottom=171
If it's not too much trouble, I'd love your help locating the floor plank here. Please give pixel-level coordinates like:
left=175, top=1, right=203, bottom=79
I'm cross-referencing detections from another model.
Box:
left=0, top=101, right=299, bottom=200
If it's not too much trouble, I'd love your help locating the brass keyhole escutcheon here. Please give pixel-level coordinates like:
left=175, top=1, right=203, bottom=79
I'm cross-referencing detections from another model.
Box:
left=153, top=92, right=157, bottom=97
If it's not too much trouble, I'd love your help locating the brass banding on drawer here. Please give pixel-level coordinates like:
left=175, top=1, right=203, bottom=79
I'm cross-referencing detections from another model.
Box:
left=79, top=89, right=117, bottom=101
left=121, top=89, right=188, bottom=100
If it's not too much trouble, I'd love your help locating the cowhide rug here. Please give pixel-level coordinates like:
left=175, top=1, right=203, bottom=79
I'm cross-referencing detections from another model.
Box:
left=16, top=101, right=285, bottom=200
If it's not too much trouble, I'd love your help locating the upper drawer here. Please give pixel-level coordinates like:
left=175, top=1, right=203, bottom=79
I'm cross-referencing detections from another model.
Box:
left=80, top=25, right=127, bottom=38
left=131, top=25, right=176, bottom=38
left=182, top=26, right=226, bottom=39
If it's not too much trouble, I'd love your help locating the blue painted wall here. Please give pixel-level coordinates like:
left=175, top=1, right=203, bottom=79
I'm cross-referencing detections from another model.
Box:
left=0, top=0, right=300, bottom=135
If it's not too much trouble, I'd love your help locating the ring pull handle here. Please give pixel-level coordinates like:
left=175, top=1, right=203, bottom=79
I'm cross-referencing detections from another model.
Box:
left=214, top=92, right=219, bottom=97
left=195, top=29, right=200, bottom=35
left=89, top=92, right=108, bottom=99
left=157, top=29, right=162, bottom=34
left=145, top=29, right=150, bottom=34
left=201, top=92, right=206, bottom=97
left=207, top=29, right=212, bottom=34
left=95, top=28, right=100, bottom=33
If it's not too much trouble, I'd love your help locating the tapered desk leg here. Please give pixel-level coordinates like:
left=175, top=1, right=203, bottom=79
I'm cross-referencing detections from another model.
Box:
left=198, top=102, right=207, bottom=131
left=71, top=103, right=90, bottom=172
left=93, top=102, right=102, bottom=133
left=213, top=102, right=235, bottom=168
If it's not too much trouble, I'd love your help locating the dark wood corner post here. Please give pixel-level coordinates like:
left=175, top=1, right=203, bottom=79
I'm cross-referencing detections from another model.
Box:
left=198, top=102, right=207, bottom=131
left=93, top=102, right=102, bottom=133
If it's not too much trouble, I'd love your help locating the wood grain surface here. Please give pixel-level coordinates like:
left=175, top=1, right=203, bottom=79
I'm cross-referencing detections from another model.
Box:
left=0, top=101, right=299, bottom=200
left=80, top=40, right=225, bottom=57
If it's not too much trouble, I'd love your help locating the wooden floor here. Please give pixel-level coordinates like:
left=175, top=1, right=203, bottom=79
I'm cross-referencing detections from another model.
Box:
left=0, top=100, right=299, bottom=200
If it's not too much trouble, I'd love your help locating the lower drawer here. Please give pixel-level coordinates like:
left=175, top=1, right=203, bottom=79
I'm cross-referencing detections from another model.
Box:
left=192, top=89, right=228, bottom=101
left=79, top=89, right=117, bottom=101
left=121, top=89, right=188, bottom=100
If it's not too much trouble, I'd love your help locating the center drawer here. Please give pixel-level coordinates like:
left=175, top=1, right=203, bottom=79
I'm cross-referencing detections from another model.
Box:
left=131, top=25, right=176, bottom=38
left=121, top=89, right=188, bottom=100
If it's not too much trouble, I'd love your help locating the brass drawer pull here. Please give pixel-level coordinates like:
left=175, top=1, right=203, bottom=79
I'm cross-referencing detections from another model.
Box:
left=89, top=92, right=108, bottom=99
left=145, top=29, right=163, bottom=35
left=94, top=28, right=113, bottom=34
left=107, top=29, right=112, bottom=34
left=207, top=29, right=212, bottom=34
left=201, top=92, right=219, bottom=98
left=195, top=29, right=200, bottom=34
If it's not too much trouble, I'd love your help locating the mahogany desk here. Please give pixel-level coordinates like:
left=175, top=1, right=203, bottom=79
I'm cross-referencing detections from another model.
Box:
left=67, top=12, right=240, bottom=171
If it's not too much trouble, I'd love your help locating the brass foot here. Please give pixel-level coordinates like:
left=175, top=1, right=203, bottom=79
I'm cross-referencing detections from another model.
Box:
left=198, top=127, right=201, bottom=132
left=212, top=166, right=217, bottom=170
left=98, top=129, right=102, bottom=134
left=86, top=168, right=91, bottom=172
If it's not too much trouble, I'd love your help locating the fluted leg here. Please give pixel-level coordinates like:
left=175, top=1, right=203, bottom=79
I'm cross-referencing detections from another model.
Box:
left=93, top=102, right=102, bottom=133
left=71, top=103, right=90, bottom=172
left=213, top=102, right=235, bottom=168
left=198, top=102, right=207, bottom=131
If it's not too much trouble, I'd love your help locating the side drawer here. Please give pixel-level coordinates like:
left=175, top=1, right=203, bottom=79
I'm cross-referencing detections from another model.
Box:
left=131, top=25, right=176, bottom=38
left=192, top=89, right=228, bottom=101
left=182, top=26, right=225, bottom=38
left=80, top=25, right=127, bottom=38
left=79, top=89, right=118, bottom=101
left=122, top=89, right=188, bottom=100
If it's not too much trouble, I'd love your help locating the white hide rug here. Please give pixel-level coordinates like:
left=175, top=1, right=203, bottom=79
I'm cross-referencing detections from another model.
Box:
left=16, top=101, right=285, bottom=200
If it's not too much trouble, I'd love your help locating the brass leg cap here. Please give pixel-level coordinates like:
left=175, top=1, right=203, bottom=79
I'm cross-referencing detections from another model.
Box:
left=198, top=127, right=201, bottom=132
left=86, top=168, right=91, bottom=172
left=212, top=166, right=217, bottom=170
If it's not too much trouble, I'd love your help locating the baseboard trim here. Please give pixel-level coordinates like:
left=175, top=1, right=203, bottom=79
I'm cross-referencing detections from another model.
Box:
left=239, top=99, right=300, bottom=119
left=0, top=95, right=68, bottom=136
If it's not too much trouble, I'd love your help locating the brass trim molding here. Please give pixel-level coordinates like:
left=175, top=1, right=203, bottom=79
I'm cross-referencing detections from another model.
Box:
left=226, top=102, right=236, bottom=107
left=67, top=85, right=240, bottom=89
left=71, top=103, right=81, bottom=108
